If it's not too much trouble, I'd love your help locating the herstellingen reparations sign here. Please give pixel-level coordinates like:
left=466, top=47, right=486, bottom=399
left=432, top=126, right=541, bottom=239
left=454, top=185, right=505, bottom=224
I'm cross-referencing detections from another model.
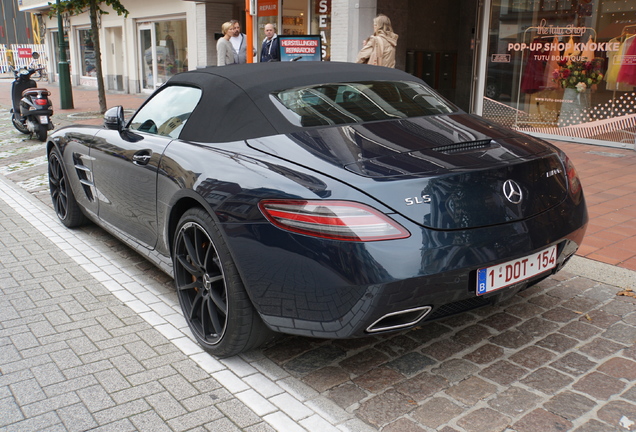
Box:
left=278, top=36, right=322, bottom=61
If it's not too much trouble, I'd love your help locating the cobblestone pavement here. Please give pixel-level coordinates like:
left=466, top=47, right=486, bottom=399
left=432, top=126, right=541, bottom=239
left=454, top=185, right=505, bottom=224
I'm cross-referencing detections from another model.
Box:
left=1, top=83, right=635, bottom=432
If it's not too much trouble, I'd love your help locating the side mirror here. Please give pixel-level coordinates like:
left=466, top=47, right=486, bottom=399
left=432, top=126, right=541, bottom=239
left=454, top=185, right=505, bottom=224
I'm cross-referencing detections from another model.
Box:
left=104, top=106, right=125, bottom=131
left=32, top=52, right=40, bottom=60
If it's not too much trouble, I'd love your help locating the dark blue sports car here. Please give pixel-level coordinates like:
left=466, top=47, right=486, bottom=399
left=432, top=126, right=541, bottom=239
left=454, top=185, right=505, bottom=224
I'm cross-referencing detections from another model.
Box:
left=48, top=62, right=587, bottom=357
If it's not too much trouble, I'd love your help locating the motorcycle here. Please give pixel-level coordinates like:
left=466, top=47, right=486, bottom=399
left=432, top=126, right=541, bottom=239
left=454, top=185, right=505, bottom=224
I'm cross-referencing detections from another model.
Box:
left=10, top=63, right=54, bottom=142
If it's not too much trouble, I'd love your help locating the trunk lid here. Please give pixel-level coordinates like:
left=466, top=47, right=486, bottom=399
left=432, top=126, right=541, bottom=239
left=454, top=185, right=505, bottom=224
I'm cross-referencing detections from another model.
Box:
left=248, top=114, right=569, bottom=230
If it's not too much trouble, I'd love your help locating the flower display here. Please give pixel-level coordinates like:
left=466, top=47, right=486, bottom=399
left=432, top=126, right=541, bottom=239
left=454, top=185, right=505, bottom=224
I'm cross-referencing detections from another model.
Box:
left=552, top=58, right=604, bottom=92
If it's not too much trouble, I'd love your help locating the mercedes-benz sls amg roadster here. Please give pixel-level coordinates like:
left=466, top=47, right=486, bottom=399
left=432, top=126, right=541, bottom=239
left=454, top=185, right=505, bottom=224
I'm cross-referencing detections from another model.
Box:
left=47, top=62, right=587, bottom=357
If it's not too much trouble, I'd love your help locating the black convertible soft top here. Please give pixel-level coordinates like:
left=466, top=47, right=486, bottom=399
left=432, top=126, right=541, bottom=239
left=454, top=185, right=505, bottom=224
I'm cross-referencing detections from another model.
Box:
left=163, top=62, right=429, bottom=143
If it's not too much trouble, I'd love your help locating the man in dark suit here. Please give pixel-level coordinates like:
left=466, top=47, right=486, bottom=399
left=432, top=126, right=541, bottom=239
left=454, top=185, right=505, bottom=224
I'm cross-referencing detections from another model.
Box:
left=260, top=23, right=280, bottom=62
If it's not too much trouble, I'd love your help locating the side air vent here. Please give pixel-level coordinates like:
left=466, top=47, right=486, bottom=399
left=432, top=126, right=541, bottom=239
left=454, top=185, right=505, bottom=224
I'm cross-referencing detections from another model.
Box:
left=432, top=139, right=493, bottom=154
left=73, top=153, right=95, bottom=202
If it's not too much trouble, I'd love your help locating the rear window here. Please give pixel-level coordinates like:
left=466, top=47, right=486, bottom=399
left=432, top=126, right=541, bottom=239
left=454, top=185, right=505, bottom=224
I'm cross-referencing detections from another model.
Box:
left=272, top=81, right=456, bottom=127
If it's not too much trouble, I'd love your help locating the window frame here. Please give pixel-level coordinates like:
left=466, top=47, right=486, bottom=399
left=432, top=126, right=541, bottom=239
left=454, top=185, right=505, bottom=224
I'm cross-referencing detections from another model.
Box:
left=128, top=85, right=203, bottom=139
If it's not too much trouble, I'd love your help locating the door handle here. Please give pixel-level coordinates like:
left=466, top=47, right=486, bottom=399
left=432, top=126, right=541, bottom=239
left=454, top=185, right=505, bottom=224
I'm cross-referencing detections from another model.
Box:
left=132, top=150, right=152, bottom=165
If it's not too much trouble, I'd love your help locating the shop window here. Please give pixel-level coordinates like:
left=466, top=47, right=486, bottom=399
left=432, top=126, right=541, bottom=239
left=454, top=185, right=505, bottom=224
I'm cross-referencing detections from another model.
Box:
left=282, top=12, right=306, bottom=35
left=257, top=0, right=279, bottom=48
left=483, top=0, right=636, bottom=147
left=50, top=31, right=71, bottom=73
left=139, top=19, right=187, bottom=91
left=79, top=29, right=96, bottom=77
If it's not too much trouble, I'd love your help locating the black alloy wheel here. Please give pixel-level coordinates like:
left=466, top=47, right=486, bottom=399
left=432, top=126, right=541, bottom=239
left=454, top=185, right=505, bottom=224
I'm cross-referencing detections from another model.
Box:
left=48, top=147, right=86, bottom=228
left=173, top=208, right=273, bottom=357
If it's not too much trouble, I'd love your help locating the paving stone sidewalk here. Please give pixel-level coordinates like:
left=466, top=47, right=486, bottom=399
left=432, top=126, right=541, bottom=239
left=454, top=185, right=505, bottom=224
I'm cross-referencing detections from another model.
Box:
left=0, top=185, right=274, bottom=431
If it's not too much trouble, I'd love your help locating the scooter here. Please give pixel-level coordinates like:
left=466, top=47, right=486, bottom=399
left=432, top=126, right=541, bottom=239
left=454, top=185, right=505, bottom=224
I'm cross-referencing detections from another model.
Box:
left=10, top=64, right=54, bottom=142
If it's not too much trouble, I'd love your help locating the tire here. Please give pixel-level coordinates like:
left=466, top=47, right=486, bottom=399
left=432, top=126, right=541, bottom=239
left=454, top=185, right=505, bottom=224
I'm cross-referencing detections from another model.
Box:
left=173, top=208, right=274, bottom=357
left=36, top=124, right=47, bottom=142
left=11, top=113, right=29, bottom=134
left=48, top=147, right=87, bottom=228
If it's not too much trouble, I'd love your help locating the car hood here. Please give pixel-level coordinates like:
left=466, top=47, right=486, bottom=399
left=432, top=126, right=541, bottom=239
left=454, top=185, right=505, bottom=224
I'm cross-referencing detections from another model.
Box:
left=247, top=113, right=569, bottom=230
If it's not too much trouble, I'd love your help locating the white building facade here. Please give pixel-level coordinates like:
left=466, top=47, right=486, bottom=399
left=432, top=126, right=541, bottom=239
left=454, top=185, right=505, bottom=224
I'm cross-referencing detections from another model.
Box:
left=18, top=0, right=381, bottom=94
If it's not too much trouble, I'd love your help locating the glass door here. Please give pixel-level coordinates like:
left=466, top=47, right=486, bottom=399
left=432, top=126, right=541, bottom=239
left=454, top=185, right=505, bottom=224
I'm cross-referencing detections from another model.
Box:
left=139, top=23, right=159, bottom=91
left=281, top=0, right=308, bottom=35
left=139, top=20, right=188, bottom=92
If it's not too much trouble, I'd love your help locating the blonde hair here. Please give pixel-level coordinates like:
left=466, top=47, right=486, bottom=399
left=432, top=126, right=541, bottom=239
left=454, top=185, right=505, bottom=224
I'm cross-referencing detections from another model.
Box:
left=373, top=14, right=394, bottom=35
left=221, top=22, right=233, bottom=35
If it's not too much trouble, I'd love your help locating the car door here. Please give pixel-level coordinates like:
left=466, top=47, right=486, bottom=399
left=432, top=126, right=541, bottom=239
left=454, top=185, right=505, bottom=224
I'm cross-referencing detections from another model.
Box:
left=91, top=85, right=202, bottom=250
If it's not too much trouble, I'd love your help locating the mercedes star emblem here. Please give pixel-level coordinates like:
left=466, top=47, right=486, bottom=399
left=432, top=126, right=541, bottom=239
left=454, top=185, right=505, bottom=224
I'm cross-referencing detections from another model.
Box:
left=503, top=179, right=523, bottom=204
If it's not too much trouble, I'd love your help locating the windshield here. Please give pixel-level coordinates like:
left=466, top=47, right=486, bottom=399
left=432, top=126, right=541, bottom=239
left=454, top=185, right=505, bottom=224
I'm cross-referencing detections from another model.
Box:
left=272, top=81, right=457, bottom=127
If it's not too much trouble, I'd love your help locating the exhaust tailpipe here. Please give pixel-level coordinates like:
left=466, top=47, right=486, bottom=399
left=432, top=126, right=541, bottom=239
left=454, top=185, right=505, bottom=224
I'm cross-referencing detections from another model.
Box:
left=366, top=306, right=432, bottom=333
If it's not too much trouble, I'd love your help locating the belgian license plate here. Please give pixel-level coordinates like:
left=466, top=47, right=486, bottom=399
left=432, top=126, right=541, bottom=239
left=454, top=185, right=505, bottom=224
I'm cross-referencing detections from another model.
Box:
left=39, top=115, right=48, bottom=124
left=476, top=245, right=557, bottom=295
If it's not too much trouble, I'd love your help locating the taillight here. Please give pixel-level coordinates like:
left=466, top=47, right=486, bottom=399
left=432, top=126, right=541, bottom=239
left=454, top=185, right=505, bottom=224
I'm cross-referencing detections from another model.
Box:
left=563, top=155, right=582, bottom=195
left=35, top=98, right=48, bottom=106
left=259, top=200, right=410, bottom=242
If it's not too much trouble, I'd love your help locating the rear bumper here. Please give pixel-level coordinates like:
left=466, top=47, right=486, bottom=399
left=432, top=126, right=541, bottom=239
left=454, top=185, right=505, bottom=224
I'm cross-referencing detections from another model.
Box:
left=224, top=195, right=588, bottom=339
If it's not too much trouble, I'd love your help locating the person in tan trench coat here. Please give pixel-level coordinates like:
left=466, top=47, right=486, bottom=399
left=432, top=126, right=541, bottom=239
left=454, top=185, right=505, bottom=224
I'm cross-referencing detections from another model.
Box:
left=355, top=14, right=398, bottom=68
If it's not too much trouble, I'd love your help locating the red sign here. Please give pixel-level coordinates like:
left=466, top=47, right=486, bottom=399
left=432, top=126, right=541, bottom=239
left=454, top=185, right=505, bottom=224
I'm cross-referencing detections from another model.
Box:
left=17, top=47, right=32, bottom=58
left=281, top=38, right=319, bottom=54
left=258, top=0, right=278, bottom=17
left=279, top=36, right=322, bottom=61
left=315, top=0, right=330, bottom=14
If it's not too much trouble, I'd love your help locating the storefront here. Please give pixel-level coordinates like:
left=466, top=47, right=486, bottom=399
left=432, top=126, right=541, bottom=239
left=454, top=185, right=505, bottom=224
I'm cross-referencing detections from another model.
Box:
left=479, top=0, right=636, bottom=149
left=34, top=0, right=634, bottom=149
left=255, top=0, right=331, bottom=61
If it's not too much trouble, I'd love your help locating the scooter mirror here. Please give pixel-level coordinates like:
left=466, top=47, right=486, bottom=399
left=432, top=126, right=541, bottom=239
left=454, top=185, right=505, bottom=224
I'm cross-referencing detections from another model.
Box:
left=32, top=52, right=40, bottom=60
